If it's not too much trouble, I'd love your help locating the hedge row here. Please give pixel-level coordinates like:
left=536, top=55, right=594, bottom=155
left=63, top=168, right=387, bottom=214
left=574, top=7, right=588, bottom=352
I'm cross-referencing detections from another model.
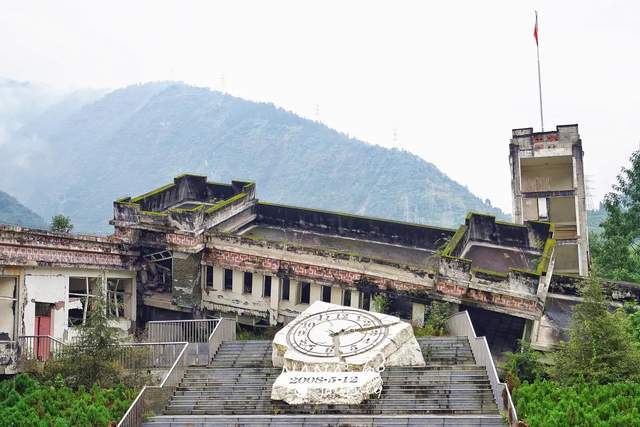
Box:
left=514, top=380, right=640, bottom=426
left=0, top=374, right=135, bottom=427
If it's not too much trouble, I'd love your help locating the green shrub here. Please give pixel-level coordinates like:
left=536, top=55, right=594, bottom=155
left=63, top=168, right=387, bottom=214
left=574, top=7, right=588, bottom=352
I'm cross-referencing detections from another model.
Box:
left=502, top=340, right=546, bottom=392
left=414, top=301, right=450, bottom=337
left=514, top=380, right=640, bottom=426
left=372, top=294, right=389, bottom=314
left=0, top=373, right=135, bottom=426
left=551, top=277, right=640, bottom=384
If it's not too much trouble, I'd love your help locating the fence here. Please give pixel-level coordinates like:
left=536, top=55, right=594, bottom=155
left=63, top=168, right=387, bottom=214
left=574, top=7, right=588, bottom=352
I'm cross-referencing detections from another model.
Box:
left=117, top=318, right=236, bottom=427
left=18, top=335, right=65, bottom=362
left=146, top=319, right=219, bottom=343
left=447, top=311, right=519, bottom=426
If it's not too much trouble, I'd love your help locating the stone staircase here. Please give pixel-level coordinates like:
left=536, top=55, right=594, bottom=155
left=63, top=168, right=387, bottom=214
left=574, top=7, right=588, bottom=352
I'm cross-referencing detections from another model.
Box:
left=142, top=337, right=505, bottom=426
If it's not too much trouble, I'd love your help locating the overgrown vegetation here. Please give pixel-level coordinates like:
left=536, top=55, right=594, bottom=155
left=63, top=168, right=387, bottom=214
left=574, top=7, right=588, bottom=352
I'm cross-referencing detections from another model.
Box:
left=372, top=294, right=389, bottom=314
left=590, top=147, right=640, bottom=283
left=50, top=214, right=73, bottom=233
left=514, top=380, right=640, bottom=426
left=41, top=282, right=149, bottom=389
left=551, top=277, right=640, bottom=385
left=507, top=276, right=640, bottom=425
left=0, top=281, right=147, bottom=425
left=236, top=325, right=281, bottom=341
left=502, top=340, right=546, bottom=392
left=0, top=373, right=135, bottom=426
left=414, top=301, right=450, bottom=337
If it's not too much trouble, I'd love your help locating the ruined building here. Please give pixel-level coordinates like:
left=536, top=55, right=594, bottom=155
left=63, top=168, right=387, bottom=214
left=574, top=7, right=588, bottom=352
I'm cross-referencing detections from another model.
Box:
left=1, top=124, right=638, bottom=375
left=509, top=124, right=589, bottom=276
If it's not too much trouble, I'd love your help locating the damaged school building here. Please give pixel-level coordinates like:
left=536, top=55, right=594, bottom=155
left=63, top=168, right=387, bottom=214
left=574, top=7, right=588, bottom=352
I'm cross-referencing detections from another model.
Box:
left=1, top=123, right=639, bottom=374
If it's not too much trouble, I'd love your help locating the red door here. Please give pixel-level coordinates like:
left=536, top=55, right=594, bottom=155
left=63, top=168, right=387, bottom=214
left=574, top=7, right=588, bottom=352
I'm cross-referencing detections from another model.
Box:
left=35, top=304, right=52, bottom=361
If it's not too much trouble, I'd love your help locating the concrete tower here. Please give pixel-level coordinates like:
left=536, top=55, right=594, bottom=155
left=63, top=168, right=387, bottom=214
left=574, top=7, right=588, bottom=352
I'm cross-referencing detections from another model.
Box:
left=509, top=124, right=589, bottom=276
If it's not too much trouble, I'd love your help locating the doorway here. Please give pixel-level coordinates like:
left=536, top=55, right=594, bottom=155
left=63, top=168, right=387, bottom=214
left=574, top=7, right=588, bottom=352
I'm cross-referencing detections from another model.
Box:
left=34, top=302, right=52, bottom=361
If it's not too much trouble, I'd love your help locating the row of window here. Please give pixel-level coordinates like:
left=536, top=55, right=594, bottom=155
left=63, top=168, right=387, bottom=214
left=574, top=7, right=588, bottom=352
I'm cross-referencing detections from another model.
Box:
left=203, top=266, right=359, bottom=307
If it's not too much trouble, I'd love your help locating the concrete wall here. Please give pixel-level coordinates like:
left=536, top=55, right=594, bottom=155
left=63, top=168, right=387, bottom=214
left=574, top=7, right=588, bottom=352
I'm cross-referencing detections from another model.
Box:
left=201, top=263, right=376, bottom=325
left=22, top=267, right=136, bottom=342
left=520, top=157, right=574, bottom=192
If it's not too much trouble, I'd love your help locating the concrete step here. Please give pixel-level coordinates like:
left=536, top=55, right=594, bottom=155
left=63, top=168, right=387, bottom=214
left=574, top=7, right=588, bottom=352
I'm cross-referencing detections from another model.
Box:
left=142, top=414, right=506, bottom=426
left=157, top=339, right=500, bottom=419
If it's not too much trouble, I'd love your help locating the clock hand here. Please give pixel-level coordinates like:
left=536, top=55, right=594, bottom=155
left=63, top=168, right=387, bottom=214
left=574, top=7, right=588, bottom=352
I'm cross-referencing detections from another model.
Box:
left=330, top=321, right=400, bottom=337
left=332, top=333, right=343, bottom=361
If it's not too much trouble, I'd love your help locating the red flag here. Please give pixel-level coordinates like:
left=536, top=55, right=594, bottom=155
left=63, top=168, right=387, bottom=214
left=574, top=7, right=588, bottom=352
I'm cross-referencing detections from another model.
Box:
left=534, top=12, right=539, bottom=45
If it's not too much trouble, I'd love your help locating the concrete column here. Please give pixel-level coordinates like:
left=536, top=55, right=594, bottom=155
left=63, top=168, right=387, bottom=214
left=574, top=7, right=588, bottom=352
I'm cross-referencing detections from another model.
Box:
left=412, top=302, right=425, bottom=327
left=350, top=290, right=360, bottom=309
left=310, top=283, right=322, bottom=304
left=269, top=276, right=281, bottom=326
left=251, top=273, right=262, bottom=299
left=289, top=279, right=299, bottom=305
left=330, top=286, right=342, bottom=305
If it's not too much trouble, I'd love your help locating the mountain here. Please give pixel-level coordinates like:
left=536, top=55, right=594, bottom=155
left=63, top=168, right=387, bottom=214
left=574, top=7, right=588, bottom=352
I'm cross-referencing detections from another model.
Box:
left=0, top=190, right=46, bottom=229
left=588, top=205, right=608, bottom=234
left=0, top=81, right=507, bottom=233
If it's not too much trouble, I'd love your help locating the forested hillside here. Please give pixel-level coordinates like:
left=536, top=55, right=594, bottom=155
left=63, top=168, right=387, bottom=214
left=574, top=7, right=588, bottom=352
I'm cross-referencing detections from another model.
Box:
left=1, top=81, right=507, bottom=233
left=0, top=190, right=46, bottom=228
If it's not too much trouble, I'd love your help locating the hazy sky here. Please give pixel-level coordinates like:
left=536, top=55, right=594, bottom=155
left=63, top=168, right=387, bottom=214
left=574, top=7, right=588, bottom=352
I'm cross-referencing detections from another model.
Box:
left=2, top=1, right=639, bottom=212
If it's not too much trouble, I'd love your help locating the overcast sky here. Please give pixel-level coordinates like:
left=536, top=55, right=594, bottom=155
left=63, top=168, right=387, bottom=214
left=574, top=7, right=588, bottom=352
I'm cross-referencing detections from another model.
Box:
left=2, top=1, right=639, bottom=213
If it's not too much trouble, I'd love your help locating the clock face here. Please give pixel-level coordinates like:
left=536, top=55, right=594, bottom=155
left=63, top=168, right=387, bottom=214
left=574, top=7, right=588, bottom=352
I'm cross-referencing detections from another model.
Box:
left=286, top=309, right=388, bottom=358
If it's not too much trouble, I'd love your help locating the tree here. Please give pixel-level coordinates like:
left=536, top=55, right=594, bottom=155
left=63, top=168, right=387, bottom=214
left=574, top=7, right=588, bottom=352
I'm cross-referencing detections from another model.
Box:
left=414, top=301, right=451, bottom=337
left=50, top=214, right=73, bottom=233
left=551, top=277, right=640, bottom=384
left=502, top=340, right=546, bottom=392
left=43, top=281, right=129, bottom=389
left=591, top=148, right=640, bottom=282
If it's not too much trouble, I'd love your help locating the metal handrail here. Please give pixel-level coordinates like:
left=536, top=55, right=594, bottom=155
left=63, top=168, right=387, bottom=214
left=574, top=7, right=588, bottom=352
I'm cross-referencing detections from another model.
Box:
left=117, top=342, right=188, bottom=369
left=116, top=341, right=189, bottom=427
left=117, top=318, right=236, bottom=427
left=446, top=311, right=519, bottom=426
left=18, top=335, right=66, bottom=362
left=146, top=318, right=219, bottom=343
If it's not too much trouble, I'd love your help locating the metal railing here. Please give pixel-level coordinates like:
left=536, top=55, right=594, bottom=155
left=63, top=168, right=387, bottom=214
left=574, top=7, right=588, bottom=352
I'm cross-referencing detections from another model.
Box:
left=117, top=342, right=188, bottom=369
left=118, top=318, right=236, bottom=427
left=146, top=318, right=219, bottom=343
left=207, top=317, right=236, bottom=359
left=446, top=311, right=519, bottom=426
left=18, top=335, right=65, bottom=362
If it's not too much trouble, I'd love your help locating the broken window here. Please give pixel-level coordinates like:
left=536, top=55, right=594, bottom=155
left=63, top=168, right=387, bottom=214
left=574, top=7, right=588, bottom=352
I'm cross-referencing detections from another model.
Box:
left=106, top=279, right=128, bottom=319
left=263, top=276, right=272, bottom=297
left=299, top=282, right=310, bottom=304
left=0, top=277, right=17, bottom=341
left=205, top=265, right=214, bottom=289
left=343, top=289, right=351, bottom=307
left=224, top=269, right=233, bottom=291
left=281, top=278, right=290, bottom=301
left=243, top=272, right=253, bottom=294
left=322, top=285, right=332, bottom=303
left=68, top=277, right=99, bottom=327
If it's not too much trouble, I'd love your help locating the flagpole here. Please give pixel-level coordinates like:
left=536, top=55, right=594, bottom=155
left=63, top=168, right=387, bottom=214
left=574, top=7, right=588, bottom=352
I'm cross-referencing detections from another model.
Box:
left=535, top=11, right=544, bottom=131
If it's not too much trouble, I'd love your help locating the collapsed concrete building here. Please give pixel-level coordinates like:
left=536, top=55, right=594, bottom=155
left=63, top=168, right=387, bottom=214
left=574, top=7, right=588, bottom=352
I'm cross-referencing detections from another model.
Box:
left=0, top=226, right=138, bottom=374
left=2, top=123, right=639, bottom=375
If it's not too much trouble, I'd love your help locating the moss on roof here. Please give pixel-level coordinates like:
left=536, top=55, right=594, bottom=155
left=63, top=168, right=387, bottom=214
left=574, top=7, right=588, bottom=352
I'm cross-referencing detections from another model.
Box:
left=130, top=183, right=176, bottom=203
left=205, top=192, right=247, bottom=214
left=441, top=225, right=467, bottom=257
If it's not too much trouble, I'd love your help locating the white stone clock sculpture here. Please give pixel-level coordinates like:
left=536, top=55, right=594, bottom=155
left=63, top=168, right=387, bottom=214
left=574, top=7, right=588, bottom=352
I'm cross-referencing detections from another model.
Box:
left=271, top=301, right=425, bottom=405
